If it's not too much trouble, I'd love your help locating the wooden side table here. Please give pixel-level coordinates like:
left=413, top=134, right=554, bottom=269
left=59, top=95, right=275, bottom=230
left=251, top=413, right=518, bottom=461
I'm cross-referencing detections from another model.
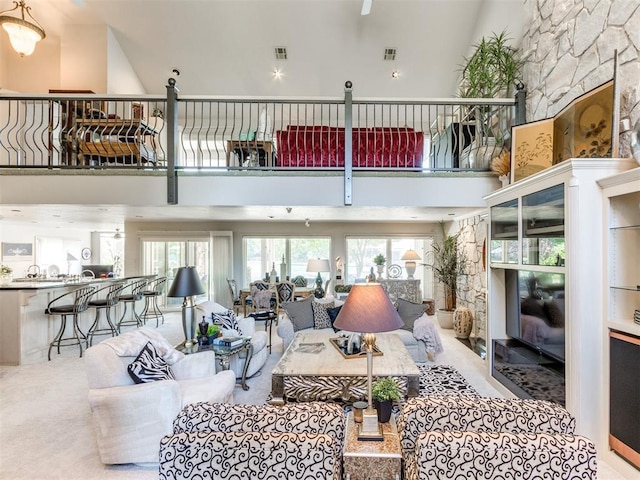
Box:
left=343, top=411, right=402, bottom=480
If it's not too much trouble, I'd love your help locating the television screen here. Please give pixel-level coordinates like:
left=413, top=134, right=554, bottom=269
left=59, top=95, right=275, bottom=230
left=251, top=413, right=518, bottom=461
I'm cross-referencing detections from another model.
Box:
left=505, top=269, right=565, bottom=362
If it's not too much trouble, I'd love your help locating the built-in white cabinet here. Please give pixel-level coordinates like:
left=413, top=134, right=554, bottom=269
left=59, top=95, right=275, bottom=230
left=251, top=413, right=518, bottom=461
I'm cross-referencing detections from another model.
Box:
left=485, top=158, right=636, bottom=463
left=599, top=167, right=640, bottom=473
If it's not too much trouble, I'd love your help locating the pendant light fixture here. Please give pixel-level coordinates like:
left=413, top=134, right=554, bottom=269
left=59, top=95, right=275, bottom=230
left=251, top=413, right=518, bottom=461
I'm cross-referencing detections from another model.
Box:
left=0, top=1, right=46, bottom=57
left=113, top=228, right=122, bottom=239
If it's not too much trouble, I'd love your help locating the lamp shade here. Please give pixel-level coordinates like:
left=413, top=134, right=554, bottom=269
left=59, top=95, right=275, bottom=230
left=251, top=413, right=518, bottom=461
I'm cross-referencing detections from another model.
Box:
left=333, top=283, right=403, bottom=333
left=0, top=1, right=46, bottom=57
left=401, top=249, right=421, bottom=261
left=167, top=266, right=204, bottom=297
left=306, top=258, right=331, bottom=273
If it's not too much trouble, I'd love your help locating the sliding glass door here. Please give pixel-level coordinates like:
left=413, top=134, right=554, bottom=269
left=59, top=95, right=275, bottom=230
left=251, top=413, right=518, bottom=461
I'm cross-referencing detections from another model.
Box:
left=140, top=231, right=233, bottom=310
left=141, top=239, right=210, bottom=308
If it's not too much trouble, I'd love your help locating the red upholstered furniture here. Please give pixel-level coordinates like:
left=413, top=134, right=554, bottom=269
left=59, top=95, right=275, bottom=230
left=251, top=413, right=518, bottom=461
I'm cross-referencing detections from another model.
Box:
left=276, top=125, right=424, bottom=168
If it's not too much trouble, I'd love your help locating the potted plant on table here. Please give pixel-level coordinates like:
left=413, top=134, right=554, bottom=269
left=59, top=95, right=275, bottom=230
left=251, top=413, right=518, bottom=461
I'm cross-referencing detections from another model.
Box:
left=373, top=254, right=386, bottom=281
left=0, top=264, right=13, bottom=285
left=371, top=377, right=400, bottom=423
left=423, top=223, right=466, bottom=329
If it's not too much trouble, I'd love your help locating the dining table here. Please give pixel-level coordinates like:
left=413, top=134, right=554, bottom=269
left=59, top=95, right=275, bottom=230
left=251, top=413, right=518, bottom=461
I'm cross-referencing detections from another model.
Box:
left=239, top=286, right=314, bottom=317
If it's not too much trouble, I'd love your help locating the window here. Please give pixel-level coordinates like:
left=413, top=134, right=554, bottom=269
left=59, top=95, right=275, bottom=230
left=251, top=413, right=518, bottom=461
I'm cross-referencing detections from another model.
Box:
left=243, top=236, right=330, bottom=286
left=346, top=236, right=434, bottom=300
left=99, top=233, right=124, bottom=277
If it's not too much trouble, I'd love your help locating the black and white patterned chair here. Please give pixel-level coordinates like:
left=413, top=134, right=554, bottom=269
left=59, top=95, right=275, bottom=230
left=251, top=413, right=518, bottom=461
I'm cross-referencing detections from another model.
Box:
left=160, top=402, right=345, bottom=480
left=398, top=395, right=597, bottom=480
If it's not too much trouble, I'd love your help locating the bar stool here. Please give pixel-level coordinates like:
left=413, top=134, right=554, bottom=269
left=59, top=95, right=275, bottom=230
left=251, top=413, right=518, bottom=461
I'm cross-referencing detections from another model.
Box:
left=117, top=278, right=148, bottom=332
left=139, top=276, right=167, bottom=327
left=45, top=285, right=96, bottom=360
left=87, top=282, right=126, bottom=346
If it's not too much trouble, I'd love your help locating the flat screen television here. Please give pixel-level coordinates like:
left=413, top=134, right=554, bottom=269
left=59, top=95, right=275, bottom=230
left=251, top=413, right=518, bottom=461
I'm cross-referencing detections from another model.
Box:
left=505, top=269, right=565, bottom=363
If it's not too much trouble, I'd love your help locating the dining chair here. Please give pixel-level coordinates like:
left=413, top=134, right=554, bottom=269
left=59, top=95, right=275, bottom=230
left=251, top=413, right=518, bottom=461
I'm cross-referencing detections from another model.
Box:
left=227, top=278, right=250, bottom=315
left=275, top=281, right=296, bottom=319
left=250, top=281, right=274, bottom=310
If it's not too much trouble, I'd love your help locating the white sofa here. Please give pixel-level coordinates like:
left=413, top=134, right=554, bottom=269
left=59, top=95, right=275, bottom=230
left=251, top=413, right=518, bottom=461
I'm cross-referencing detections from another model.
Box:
left=277, top=296, right=432, bottom=362
left=196, top=300, right=268, bottom=379
left=85, top=327, right=236, bottom=464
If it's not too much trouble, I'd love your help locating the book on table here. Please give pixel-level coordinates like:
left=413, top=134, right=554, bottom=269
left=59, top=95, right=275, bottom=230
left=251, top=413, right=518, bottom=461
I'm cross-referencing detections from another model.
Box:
left=213, top=336, right=244, bottom=348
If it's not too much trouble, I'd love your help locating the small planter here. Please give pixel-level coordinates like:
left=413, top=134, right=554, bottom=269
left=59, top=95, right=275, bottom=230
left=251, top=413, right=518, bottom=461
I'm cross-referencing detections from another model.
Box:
left=436, top=309, right=454, bottom=329
left=374, top=399, right=393, bottom=423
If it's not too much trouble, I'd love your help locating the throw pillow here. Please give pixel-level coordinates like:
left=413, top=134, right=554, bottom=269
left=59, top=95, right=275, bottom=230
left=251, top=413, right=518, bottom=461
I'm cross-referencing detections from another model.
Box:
left=282, top=295, right=314, bottom=331
left=127, top=341, right=175, bottom=384
left=312, top=300, right=334, bottom=329
left=396, top=298, right=428, bottom=331
left=326, top=305, right=343, bottom=332
left=211, top=309, right=243, bottom=336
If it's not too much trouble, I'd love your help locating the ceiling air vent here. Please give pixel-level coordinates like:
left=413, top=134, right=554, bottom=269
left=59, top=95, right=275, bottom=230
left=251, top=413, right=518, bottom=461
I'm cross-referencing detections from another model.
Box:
left=384, top=48, right=397, bottom=61
left=274, top=47, right=288, bottom=60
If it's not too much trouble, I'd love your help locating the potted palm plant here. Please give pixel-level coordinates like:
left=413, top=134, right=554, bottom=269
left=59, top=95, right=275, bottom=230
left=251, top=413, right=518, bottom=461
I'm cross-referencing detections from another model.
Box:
left=423, top=224, right=466, bottom=329
left=459, top=30, right=524, bottom=169
left=371, top=377, right=400, bottom=423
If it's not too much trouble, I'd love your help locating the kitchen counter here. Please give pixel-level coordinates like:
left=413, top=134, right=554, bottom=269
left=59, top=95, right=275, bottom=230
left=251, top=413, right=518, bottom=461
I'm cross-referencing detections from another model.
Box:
left=0, top=275, right=154, bottom=365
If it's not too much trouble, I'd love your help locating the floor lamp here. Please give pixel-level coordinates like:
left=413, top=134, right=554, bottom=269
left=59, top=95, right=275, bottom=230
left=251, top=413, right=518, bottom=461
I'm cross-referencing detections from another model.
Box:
left=333, top=283, right=403, bottom=440
left=168, top=266, right=204, bottom=347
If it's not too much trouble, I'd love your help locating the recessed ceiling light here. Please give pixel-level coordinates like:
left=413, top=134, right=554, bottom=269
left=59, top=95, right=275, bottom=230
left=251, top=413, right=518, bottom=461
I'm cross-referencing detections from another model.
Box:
left=268, top=216, right=274, bottom=219
left=10, top=209, right=21, bottom=212
left=273, top=69, right=282, bottom=79
left=391, top=70, right=399, bottom=79
left=448, top=213, right=455, bottom=216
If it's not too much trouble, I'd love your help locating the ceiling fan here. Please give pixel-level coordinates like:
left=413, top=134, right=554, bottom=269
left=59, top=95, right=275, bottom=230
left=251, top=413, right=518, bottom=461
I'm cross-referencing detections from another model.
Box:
left=361, top=0, right=372, bottom=15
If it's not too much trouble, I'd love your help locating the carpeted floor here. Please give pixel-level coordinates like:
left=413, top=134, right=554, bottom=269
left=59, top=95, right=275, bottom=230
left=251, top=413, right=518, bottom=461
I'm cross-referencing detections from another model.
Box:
left=0, top=311, right=626, bottom=479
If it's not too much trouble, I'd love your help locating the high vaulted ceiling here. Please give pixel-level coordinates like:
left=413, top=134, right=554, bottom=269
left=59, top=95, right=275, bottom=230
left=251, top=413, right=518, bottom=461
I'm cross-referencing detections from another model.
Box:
left=2, top=0, right=525, bottom=98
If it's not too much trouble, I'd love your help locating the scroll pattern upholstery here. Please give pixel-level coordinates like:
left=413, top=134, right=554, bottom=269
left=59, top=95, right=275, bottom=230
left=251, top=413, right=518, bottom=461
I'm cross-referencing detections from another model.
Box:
left=398, top=395, right=581, bottom=480
left=165, top=402, right=345, bottom=480
left=415, top=431, right=597, bottom=480
left=159, top=431, right=336, bottom=480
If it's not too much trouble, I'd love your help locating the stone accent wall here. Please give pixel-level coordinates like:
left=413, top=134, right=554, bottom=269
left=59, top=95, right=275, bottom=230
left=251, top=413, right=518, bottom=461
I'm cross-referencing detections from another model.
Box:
left=456, top=215, right=488, bottom=346
left=522, top=0, right=640, bottom=157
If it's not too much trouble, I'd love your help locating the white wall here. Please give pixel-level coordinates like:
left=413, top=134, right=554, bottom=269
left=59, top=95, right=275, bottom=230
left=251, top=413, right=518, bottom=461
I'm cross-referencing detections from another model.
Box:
left=106, top=27, right=145, bottom=95
left=60, top=25, right=108, bottom=93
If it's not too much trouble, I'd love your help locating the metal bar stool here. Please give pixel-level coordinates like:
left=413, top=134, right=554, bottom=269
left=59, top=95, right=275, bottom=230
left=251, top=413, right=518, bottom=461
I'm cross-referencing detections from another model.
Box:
left=45, top=285, right=96, bottom=360
left=139, top=276, right=167, bottom=327
left=87, top=282, right=126, bottom=346
left=117, top=278, right=148, bottom=332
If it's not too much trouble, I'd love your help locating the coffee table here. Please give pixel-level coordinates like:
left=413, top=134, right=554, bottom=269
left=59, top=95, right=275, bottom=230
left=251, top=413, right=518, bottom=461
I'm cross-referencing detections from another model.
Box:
left=270, top=331, right=420, bottom=405
left=176, top=337, right=253, bottom=390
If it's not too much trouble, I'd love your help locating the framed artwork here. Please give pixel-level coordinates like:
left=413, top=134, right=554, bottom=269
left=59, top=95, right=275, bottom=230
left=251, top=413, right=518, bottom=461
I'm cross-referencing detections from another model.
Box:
left=511, top=79, right=614, bottom=184
left=553, top=80, right=614, bottom=164
left=511, top=118, right=554, bottom=183
left=2, top=242, right=33, bottom=261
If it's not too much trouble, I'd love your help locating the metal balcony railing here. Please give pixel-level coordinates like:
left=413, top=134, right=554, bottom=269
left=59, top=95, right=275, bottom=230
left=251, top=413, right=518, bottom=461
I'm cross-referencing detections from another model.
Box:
left=0, top=81, right=524, bottom=173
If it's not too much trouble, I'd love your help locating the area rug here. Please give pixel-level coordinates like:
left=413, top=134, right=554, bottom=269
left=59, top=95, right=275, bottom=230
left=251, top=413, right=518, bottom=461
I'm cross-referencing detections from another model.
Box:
left=495, top=364, right=565, bottom=406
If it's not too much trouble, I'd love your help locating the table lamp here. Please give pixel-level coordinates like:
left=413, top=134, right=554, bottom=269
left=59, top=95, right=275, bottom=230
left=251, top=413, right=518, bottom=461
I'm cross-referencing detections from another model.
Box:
left=168, top=266, right=204, bottom=346
left=306, top=258, right=331, bottom=298
left=401, top=249, right=421, bottom=279
left=333, top=283, right=403, bottom=440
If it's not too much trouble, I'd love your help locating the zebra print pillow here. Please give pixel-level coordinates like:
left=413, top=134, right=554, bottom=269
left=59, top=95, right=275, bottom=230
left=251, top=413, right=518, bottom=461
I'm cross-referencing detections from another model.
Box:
left=127, top=341, right=175, bottom=384
left=211, top=309, right=243, bottom=335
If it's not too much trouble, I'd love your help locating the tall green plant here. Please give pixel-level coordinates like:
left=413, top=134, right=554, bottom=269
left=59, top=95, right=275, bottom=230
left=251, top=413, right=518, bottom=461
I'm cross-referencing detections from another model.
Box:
left=424, top=224, right=466, bottom=311
left=459, top=30, right=523, bottom=99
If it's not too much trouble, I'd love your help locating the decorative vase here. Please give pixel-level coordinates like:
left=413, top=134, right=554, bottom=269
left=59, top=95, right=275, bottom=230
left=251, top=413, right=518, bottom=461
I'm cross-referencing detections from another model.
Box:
left=453, top=307, right=474, bottom=339
left=436, top=309, right=454, bottom=329
left=376, top=264, right=384, bottom=281
left=499, top=174, right=509, bottom=187
left=0, top=274, right=12, bottom=286
left=374, top=399, right=393, bottom=423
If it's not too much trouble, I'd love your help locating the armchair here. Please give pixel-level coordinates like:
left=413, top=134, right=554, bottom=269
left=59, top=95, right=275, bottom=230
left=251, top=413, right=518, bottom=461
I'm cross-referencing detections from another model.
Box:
left=398, top=395, right=596, bottom=480
left=160, top=402, right=345, bottom=480
left=85, top=327, right=235, bottom=464
left=196, top=300, right=268, bottom=378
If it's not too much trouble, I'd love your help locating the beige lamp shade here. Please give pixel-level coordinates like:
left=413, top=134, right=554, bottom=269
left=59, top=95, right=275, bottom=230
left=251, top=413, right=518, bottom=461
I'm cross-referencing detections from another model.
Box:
left=306, top=258, right=331, bottom=273
left=333, top=283, right=403, bottom=333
